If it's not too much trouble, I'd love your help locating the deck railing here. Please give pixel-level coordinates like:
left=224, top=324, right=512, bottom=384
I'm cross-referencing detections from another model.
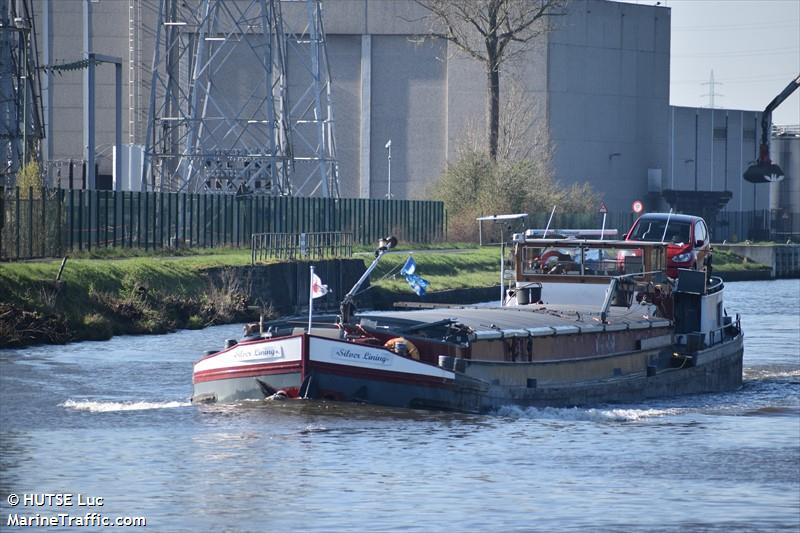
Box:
left=251, top=231, right=354, bottom=264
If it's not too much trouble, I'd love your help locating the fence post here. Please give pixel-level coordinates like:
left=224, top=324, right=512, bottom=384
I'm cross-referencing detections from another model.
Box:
left=181, top=193, right=186, bottom=246
left=26, top=187, right=33, bottom=258
left=56, top=188, right=63, bottom=255
left=158, top=191, right=164, bottom=248
left=202, top=194, right=206, bottom=247
left=144, top=191, right=149, bottom=251
left=236, top=197, right=241, bottom=247
left=189, top=193, right=194, bottom=247
left=94, top=189, right=100, bottom=250
left=1, top=187, right=4, bottom=259
left=118, top=191, right=122, bottom=248
left=68, top=188, right=74, bottom=251
left=41, top=188, right=47, bottom=257
left=14, top=187, right=20, bottom=258
left=173, top=193, right=179, bottom=247
left=135, top=191, right=141, bottom=249
left=81, top=190, right=87, bottom=252
left=112, top=190, right=117, bottom=247
left=210, top=195, right=215, bottom=248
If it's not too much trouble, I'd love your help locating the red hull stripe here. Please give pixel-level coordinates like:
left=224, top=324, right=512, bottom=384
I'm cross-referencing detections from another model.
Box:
left=193, top=361, right=302, bottom=384
left=308, top=361, right=453, bottom=389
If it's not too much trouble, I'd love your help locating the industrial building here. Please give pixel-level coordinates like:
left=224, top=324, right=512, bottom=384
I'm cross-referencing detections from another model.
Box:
left=5, top=0, right=795, bottom=219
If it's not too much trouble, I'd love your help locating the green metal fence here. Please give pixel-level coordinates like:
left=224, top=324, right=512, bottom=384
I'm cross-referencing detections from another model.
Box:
left=0, top=187, right=447, bottom=260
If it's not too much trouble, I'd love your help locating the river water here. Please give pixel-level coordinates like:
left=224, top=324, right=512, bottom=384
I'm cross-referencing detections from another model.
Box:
left=1, top=280, right=798, bottom=531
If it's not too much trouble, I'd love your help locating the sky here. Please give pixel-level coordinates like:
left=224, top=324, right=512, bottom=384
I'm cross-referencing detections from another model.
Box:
left=624, top=0, right=800, bottom=125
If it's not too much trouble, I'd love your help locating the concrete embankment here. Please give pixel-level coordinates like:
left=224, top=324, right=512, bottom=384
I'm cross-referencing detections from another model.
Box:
left=715, top=270, right=774, bottom=282
left=716, top=244, right=800, bottom=279
left=206, top=259, right=366, bottom=315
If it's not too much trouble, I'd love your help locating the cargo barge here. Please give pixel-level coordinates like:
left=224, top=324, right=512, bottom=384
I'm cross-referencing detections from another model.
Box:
left=192, top=226, right=743, bottom=413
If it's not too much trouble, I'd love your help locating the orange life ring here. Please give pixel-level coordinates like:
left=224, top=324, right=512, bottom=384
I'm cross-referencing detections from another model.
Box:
left=384, top=337, right=420, bottom=360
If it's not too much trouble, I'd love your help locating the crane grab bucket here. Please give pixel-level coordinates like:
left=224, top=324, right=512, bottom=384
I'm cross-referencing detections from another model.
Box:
left=743, top=161, right=785, bottom=184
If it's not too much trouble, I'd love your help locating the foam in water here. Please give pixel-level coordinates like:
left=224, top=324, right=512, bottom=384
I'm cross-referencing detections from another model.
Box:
left=62, top=399, right=190, bottom=413
left=495, top=404, right=683, bottom=422
left=744, top=367, right=800, bottom=380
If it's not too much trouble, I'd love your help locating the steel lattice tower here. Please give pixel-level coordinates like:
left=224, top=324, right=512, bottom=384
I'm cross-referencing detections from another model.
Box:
left=285, top=0, right=339, bottom=197
left=0, top=0, right=43, bottom=184
left=144, top=0, right=339, bottom=197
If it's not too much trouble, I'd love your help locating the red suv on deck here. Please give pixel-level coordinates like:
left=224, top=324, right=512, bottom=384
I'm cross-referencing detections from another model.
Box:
left=624, top=213, right=711, bottom=278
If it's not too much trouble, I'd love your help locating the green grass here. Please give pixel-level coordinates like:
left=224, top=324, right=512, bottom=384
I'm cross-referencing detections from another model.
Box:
left=0, top=253, right=254, bottom=304
left=369, top=246, right=501, bottom=292
left=0, top=251, right=265, bottom=347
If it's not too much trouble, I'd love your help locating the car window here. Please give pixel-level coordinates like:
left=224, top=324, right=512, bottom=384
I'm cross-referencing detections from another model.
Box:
left=629, top=219, right=691, bottom=244
left=696, top=221, right=708, bottom=243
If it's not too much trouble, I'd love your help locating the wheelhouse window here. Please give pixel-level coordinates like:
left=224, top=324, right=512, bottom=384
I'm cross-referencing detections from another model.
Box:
left=629, top=220, right=691, bottom=245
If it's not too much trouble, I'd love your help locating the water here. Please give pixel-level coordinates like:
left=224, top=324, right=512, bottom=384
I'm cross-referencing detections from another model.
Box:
left=1, top=280, right=798, bottom=531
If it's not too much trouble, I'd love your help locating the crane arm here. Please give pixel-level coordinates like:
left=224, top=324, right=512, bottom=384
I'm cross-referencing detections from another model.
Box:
left=759, top=73, right=800, bottom=147
left=744, top=73, right=800, bottom=183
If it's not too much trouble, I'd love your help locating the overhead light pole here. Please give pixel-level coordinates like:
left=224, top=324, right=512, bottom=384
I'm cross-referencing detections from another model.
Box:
left=385, top=139, right=392, bottom=199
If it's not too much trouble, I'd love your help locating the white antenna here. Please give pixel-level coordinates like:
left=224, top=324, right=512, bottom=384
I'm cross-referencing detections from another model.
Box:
left=660, top=208, right=674, bottom=243
left=542, top=206, right=557, bottom=238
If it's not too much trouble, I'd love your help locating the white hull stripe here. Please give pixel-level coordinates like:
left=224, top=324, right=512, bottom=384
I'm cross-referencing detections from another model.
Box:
left=309, top=337, right=455, bottom=380
left=194, top=336, right=303, bottom=373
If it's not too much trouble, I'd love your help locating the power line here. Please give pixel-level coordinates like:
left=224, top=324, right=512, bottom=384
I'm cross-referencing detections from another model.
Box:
left=672, top=47, right=799, bottom=58
left=672, top=74, right=794, bottom=84
left=673, top=22, right=798, bottom=31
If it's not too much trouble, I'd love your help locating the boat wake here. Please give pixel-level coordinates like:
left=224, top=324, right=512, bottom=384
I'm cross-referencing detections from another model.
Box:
left=62, top=399, right=191, bottom=413
left=744, top=367, right=800, bottom=381
left=494, top=405, right=683, bottom=422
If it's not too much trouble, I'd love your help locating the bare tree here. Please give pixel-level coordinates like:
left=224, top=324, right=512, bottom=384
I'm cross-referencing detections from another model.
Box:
left=458, top=76, right=551, bottom=164
left=415, top=0, right=564, bottom=161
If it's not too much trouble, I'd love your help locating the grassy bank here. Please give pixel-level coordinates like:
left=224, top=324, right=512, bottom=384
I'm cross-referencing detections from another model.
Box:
left=0, top=243, right=770, bottom=348
left=369, top=246, right=500, bottom=292
left=0, top=251, right=263, bottom=348
left=712, top=249, right=773, bottom=272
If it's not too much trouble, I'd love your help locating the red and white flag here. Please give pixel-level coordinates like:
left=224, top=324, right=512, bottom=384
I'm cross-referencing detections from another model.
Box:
left=311, top=272, right=328, bottom=299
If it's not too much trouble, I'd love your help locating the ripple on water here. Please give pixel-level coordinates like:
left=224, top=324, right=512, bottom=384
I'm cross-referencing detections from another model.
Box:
left=61, top=399, right=191, bottom=412
left=494, top=404, right=685, bottom=422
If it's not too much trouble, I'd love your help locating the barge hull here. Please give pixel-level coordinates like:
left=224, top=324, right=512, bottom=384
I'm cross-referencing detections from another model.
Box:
left=192, top=371, right=302, bottom=404
left=303, top=366, right=486, bottom=413
left=191, top=334, right=742, bottom=411
left=480, top=334, right=743, bottom=411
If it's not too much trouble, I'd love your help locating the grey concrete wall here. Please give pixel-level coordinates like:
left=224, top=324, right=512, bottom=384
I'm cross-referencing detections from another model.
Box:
left=31, top=0, right=760, bottom=214
left=669, top=106, right=766, bottom=211
left=327, top=35, right=362, bottom=198
left=370, top=35, right=447, bottom=199
left=546, top=0, right=671, bottom=211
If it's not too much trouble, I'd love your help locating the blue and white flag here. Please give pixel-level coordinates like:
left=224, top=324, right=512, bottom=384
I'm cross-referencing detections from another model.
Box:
left=401, top=256, right=418, bottom=276
left=401, top=256, right=429, bottom=297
